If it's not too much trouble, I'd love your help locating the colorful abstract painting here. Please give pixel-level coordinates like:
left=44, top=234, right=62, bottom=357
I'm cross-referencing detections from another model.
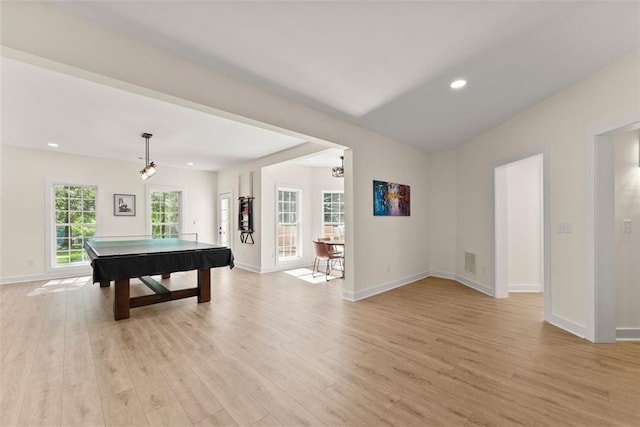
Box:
left=373, top=180, right=410, bottom=216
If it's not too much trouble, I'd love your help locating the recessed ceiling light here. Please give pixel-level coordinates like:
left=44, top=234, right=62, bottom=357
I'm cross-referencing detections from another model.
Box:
left=47, top=143, right=59, bottom=147
left=450, top=79, right=467, bottom=89
left=187, top=162, right=194, bottom=166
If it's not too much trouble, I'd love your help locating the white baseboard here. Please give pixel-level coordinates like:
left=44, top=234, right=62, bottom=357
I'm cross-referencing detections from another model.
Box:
left=232, top=262, right=261, bottom=273
left=548, top=313, right=587, bottom=338
left=429, top=271, right=456, bottom=280
left=342, top=290, right=356, bottom=301
left=455, top=274, right=494, bottom=296
left=616, top=328, right=640, bottom=341
left=1, top=267, right=93, bottom=285
left=343, top=271, right=494, bottom=301
left=259, top=260, right=312, bottom=274
left=508, top=283, right=542, bottom=292
left=235, top=260, right=312, bottom=274
left=342, top=271, right=430, bottom=301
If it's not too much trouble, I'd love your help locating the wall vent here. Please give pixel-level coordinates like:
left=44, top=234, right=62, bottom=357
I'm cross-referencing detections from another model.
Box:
left=464, top=252, right=476, bottom=274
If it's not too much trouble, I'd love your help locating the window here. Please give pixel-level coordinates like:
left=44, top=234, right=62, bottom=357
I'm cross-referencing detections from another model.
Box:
left=322, top=191, right=344, bottom=238
left=53, top=184, right=96, bottom=265
left=150, top=190, right=181, bottom=238
left=277, top=188, right=301, bottom=260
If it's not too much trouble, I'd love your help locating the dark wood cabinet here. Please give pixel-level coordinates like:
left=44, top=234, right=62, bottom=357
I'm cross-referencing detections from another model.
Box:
left=238, top=196, right=254, bottom=244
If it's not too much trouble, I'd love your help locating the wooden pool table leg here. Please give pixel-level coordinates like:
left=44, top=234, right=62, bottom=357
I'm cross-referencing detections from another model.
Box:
left=197, top=268, right=211, bottom=303
left=114, top=278, right=130, bottom=320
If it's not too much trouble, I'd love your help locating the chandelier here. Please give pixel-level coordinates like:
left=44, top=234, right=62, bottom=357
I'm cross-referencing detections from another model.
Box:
left=332, top=156, right=344, bottom=178
left=140, top=132, right=156, bottom=180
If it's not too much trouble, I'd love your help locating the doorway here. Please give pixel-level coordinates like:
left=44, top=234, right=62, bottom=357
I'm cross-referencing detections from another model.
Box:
left=495, top=152, right=550, bottom=321
left=588, top=119, right=640, bottom=342
left=218, top=192, right=233, bottom=248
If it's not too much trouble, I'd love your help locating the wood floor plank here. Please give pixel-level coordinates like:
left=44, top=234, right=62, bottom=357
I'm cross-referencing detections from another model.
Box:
left=0, top=358, right=34, bottom=426
left=61, top=378, right=105, bottom=426
left=145, top=400, right=193, bottom=427
left=0, top=270, right=637, bottom=426
left=100, top=388, right=149, bottom=427
left=256, top=360, right=367, bottom=426
left=128, top=365, right=178, bottom=414
left=186, top=351, right=270, bottom=426
left=192, top=408, right=240, bottom=427
left=92, top=338, right=136, bottom=399
left=63, top=331, right=96, bottom=387
left=17, top=368, right=63, bottom=426
left=157, top=358, right=224, bottom=423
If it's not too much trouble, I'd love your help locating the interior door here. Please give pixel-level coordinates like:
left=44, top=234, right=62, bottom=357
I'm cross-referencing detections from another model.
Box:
left=218, top=192, right=232, bottom=248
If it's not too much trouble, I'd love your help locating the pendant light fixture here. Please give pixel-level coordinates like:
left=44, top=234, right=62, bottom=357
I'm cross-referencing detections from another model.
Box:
left=332, top=156, right=344, bottom=178
left=140, top=132, right=156, bottom=180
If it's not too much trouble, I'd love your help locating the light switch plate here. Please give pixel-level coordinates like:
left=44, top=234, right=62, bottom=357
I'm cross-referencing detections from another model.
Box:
left=557, top=222, right=572, bottom=233
left=623, top=219, right=632, bottom=234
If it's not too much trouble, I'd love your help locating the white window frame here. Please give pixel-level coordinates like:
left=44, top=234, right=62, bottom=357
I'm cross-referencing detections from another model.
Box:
left=276, top=186, right=303, bottom=263
left=45, top=177, right=99, bottom=273
left=147, top=185, right=184, bottom=238
left=321, top=190, right=345, bottom=238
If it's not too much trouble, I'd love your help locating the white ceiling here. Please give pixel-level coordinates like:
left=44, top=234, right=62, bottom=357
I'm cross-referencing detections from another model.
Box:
left=2, top=1, right=639, bottom=169
left=1, top=57, right=312, bottom=171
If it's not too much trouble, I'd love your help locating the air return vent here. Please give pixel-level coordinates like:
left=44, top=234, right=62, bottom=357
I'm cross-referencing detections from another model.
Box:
left=464, top=252, right=476, bottom=274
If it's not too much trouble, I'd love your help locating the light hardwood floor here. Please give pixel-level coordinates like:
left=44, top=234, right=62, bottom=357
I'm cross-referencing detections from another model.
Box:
left=1, top=269, right=638, bottom=426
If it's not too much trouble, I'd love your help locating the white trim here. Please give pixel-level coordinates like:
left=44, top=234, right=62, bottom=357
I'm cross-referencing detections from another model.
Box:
left=341, top=270, right=494, bottom=301
left=429, top=271, right=456, bottom=280
left=146, top=184, right=184, bottom=237
left=218, top=190, right=234, bottom=249
left=616, top=328, right=640, bottom=341
left=1, top=266, right=93, bottom=285
left=595, top=135, right=616, bottom=343
left=261, top=260, right=309, bottom=274
left=508, top=284, right=542, bottom=292
left=45, top=177, right=100, bottom=272
left=548, top=313, right=587, bottom=339
left=455, top=274, right=494, bottom=296
left=342, top=271, right=430, bottom=301
left=275, top=186, right=303, bottom=264
left=494, top=163, right=509, bottom=298
left=586, top=117, right=640, bottom=343
left=320, top=189, right=345, bottom=238
left=494, top=150, right=551, bottom=326
left=542, top=151, right=552, bottom=327
left=233, top=262, right=261, bottom=273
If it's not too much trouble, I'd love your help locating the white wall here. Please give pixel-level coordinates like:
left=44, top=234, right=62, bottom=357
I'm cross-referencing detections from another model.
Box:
left=215, top=143, right=334, bottom=272
left=427, top=150, right=457, bottom=277
left=261, top=163, right=313, bottom=272
left=350, top=141, right=430, bottom=300
left=311, top=166, right=345, bottom=240
left=0, top=145, right=216, bottom=283
left=614, top=131, right=640, bottom=331
left=218, top=159, right=343, bottom=274
left=455, top=51, right=639, bottom=336
left=0, top=3, right=433, bottom=298
left=507, top=156, right=542, bottom=292
left=3, top=3, right=639, bottom=338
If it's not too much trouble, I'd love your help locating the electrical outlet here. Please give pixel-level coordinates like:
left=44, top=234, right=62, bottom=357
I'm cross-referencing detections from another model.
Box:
left=557, top=222, right=572, bottom=233
left=623, top=219, right=632, bottom=234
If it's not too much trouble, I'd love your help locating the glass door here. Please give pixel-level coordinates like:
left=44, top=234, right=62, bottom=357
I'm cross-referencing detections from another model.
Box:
left=218, top=192, right=232, bottom=248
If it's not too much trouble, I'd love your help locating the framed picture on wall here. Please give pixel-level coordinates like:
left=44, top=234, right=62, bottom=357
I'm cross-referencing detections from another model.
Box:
left=114, top=194, right=136, bottom=216
left=373, top=180, right=410, bottom=216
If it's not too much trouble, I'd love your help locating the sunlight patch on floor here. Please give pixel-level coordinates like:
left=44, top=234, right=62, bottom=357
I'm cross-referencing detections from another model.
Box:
left=27, top=276, right=91, bottom=296
left=284, top=268, right=339, bottom=284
